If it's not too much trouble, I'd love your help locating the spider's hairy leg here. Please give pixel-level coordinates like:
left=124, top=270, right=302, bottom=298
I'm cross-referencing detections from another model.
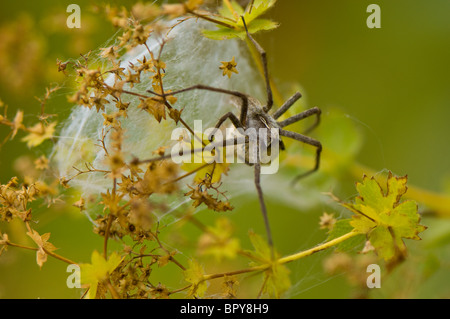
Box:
left=278, top=107, right=321, bottom=135
left=272, top=92, right=302, bottom=119
left=208, top=111, right=244, bottom=142
left=134, top=137, right=247, bottom=165
left=241, top=16, right=273, bottom=113
left=254, top=161, right=275, bottom=258
left=147, top=84, right=249, bottom=125
left=279, top=129, right=322, bottom=185
left=214, top=112, right=244, bottom=130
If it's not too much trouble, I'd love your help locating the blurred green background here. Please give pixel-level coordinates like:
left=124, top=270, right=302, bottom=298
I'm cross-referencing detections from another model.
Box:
left=0, top=0, right=449, bottom=298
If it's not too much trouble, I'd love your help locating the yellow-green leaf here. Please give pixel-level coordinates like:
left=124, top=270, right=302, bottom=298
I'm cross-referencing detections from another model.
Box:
left=245, top=231, right=291, bottom=298
left=21, top=122, right=57, bottom=148
left=336, top=172, right=427, bottom=263
left=201, top=0, right=279, bottom=40
left=242, top=0, right=277, bottom=25
left=184, top=260, right=208, bottom=298
left=261, top=260, right=291, bottom=299
left=198, top=217, right=241, bottom=260
left=80, top=250, right=123, bottom=299
left=327, top=218, right=365, bottom=252
left=202, top=19, right=278, bottom=40
left=218, top=0, right=244, bottom=20
left=202, top=27, right=244, bottom=40
left=246, top=230, right=273, bottom=263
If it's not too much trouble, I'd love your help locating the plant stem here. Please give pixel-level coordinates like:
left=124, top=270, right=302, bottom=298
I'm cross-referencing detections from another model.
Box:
left=105, top=279, right=120, bottom=299
left=150, top=230, right=186, bottom=271
left=103, top=213, right=114, bottom=259
left=277, top=230, right=359, bottom=265
left=5, top=241, right=37, bottom=251
left=43, top=248, right=77, bottom=265
left=103, top=178, right=117, bottom=259
left=187, top=10, right=236, bottom=29
left=7, top=237, right=77, bottom=265
left=24, top=221, right=77, bottom=265
left=200, top=230, right=359, bottom=282
left=169, top=284, right=191, bottom=295
left=202, top=264, right=267, bottom=282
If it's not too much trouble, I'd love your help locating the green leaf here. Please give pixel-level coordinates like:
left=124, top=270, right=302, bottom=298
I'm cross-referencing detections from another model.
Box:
left=242, top=0, right=277, bottom=25
left=261, top=260, right=291, bottom=299
left=199, top=217, right=241, bottom=260
left=246, top=18, right=279, bottom=34
left=354, top=174, right=408, bottom=213
left=336, top=172, right=427, bottom=263
left=21, top=122, right=57, bottom=148
left=202, top=19, right=278, bottom=40
left=327, top=219, right=365, bottom=252
left=327, top=219, right=353, bottom=240
left=368, top=225, right=399, bottom=261
left=202, top=27, right=243, bottom=40
left=246, top=230, right=273, bottom=263
left=218, top=0, right=244, bottom=20
left=80, top=250, right=123, bottom=299
left=184, top=260, right=208, bottom=298
left=201, top=0, right=279, bottom=40
left=245, top=231, right=291, bottom=298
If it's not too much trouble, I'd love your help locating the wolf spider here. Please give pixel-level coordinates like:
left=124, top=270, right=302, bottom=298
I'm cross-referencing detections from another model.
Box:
left=146, top=17, right=322, bottom=252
